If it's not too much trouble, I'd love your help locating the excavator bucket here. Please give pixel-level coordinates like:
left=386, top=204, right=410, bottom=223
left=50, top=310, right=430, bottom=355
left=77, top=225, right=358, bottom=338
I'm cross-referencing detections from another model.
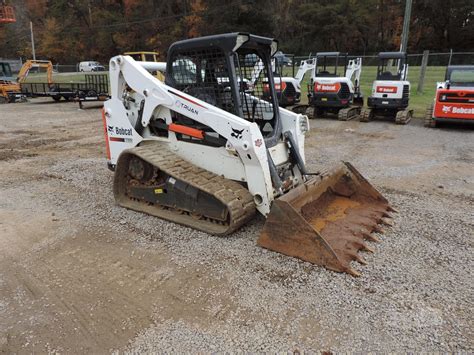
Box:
left=258, top=162, right=395, bottom=276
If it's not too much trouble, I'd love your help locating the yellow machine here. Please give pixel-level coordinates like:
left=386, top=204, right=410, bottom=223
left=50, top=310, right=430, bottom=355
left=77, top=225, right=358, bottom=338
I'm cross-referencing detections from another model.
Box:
left=124, top=51, right=160, bottom=62
left=0, top=62, right=21, bottom=103
left=0, top=2, right=20, bottom=103
left=17, top=60, right=54, bottom=85
left=124, top=51, right=165, bottom=81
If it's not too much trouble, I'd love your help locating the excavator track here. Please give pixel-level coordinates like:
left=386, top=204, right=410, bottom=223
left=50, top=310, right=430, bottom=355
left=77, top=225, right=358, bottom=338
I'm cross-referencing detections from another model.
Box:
left=395, top=110, right=413, bottom=124
left=113, top=142, right=256, bottom=235
left=360, top=107, right=373, bottom=122
left=338, top=106, right=361, bottom=121
left=395, top=109, right=413, bottom=125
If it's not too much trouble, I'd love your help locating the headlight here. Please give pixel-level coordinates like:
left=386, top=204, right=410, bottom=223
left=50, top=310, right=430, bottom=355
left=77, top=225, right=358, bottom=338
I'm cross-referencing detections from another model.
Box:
left=299, top=115, right=309, bottom=133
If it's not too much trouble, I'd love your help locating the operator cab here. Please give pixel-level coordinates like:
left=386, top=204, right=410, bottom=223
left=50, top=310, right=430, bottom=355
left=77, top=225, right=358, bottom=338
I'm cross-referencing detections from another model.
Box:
left=315, top=52, right=348, bottom=78
left=445, top=65, right=474, bottom=88
left=165, top=33, right=281, bottom=143
left=0, top=62, right=13, bottom=80
left=376, top=52, right=408, bottom=81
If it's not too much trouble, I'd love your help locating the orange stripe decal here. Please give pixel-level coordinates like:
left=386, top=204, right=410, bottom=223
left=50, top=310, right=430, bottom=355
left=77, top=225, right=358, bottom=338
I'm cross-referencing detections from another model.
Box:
left=168, top=123, right=205, bottom=139
left=101, top=108, right=111, bottom=160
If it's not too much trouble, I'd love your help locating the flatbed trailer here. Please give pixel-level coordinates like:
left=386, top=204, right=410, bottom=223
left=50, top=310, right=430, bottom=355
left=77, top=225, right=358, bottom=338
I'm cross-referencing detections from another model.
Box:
left=20, top=74, right=109, bottom=105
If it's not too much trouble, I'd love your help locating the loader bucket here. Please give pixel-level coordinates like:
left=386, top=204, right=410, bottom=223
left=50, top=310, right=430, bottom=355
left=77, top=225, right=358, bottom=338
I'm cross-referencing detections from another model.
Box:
left=258, top=162, right=394, bottom=276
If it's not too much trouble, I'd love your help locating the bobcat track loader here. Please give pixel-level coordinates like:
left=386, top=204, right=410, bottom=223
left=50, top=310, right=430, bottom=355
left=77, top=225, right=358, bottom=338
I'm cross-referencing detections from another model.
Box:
left=425, top=65, right=474, bottom=128
left=104, top=33, right=394, bottom=276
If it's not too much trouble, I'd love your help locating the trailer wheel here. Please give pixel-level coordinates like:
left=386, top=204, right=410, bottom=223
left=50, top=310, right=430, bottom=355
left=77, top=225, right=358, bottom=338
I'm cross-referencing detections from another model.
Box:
left=75, top=90, right=86, bottom=99
left=50, top=86, right=61, bottom=102
left=87, top=90, right=97, bottom=98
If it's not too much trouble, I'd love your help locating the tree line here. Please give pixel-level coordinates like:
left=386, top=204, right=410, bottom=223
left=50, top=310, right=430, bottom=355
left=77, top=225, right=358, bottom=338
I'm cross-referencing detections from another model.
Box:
left=0, top=0, right=473, bottom=64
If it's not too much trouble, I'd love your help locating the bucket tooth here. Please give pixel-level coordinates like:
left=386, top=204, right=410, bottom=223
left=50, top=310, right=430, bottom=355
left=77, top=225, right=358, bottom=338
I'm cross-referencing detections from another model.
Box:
left=379, top=218, right=394, bottom=226
left=372, top=225, right=385, bottom=234
left=362, top=232, right=381, bottom=243
left=354, top=254, right=368, bottom=265
left=382, top=211, right=393, bottom=218
left=347, top=267, right=361, bottom=277
left=362, top=244, right=375, bottom=253
left=387, top=206, right=399, bottom=213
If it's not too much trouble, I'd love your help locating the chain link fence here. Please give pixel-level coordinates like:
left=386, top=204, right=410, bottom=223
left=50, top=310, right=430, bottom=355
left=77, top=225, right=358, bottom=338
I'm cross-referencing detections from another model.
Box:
left=292, top=52, right=474, bottom=67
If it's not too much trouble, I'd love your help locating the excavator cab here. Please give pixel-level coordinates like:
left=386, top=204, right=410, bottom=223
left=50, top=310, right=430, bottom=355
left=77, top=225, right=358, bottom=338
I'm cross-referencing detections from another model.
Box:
left=314, top=52, right=348, bottom=77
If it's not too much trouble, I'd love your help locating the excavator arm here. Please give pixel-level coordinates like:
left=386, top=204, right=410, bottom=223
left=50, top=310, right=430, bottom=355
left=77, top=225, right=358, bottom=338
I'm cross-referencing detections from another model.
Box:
left=294, top=58, right=316, bottom=86
left=345, top=57, right=362, bottom=94
left=17, top=60, right=54, bottom=85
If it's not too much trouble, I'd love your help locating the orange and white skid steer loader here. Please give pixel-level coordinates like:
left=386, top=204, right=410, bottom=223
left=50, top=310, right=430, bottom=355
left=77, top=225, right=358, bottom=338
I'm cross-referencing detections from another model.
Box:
left=425, top=65, right=474, bottom=128
left=103, top=33, right=395, bottom=276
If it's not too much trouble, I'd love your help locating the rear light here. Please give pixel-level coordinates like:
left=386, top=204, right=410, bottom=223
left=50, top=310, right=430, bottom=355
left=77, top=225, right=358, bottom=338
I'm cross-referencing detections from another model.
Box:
left=341, top=99, right=348, bottom=104
left=274, top=82, right=287, bottom=91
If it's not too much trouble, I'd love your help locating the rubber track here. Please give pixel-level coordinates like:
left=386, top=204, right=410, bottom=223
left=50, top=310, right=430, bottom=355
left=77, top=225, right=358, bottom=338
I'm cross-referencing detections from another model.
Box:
left=114, top=142, right=256, bottom=235
left=338, top=106, right=361, bottom=121
left=424, top=103, right=436, bottom=128
left=395, top=109, right=413, bottom=125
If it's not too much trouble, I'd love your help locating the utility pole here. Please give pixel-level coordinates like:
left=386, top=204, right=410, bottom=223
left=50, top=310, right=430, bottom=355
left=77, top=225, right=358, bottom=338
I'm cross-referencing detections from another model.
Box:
left=400, top=0, right=412, bottom=53
left=88, top=0, right=93, bottom=27
left=30, top=21, right=36, bottom=60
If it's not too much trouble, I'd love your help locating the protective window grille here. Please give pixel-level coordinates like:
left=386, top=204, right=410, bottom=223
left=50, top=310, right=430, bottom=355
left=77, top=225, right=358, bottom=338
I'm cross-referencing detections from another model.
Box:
left=168, top=47, right=277, bottom=135
left=234, top=50, right=276, bottom=133
left=168, top=48, right=236, bottom=115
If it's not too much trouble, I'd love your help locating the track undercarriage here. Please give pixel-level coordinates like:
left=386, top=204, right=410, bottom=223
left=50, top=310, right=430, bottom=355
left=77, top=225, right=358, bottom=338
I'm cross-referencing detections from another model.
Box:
left=114, top=142, right=255, bottom=235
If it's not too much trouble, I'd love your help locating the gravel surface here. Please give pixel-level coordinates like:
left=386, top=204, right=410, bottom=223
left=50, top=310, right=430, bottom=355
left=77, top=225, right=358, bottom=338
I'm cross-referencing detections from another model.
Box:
left=0, top=99, right=473, bottom=353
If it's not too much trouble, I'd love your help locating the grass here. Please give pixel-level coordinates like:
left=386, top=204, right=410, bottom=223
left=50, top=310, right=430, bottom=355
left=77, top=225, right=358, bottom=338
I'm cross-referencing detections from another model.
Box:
left=284, top=66, right=446, bottom=117
left=21, top=66, right=446, bottom=117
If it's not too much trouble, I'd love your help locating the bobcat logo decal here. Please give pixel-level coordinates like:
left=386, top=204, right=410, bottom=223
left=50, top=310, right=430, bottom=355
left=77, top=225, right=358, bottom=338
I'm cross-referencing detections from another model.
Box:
left=231, top=128, right=244, bottom=139
left=442, top=105, right=451, bottom=113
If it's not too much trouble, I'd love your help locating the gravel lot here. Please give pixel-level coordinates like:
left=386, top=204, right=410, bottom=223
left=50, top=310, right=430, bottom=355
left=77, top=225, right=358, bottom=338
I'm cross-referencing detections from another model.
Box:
left=0, top=99, right=473, bottom=353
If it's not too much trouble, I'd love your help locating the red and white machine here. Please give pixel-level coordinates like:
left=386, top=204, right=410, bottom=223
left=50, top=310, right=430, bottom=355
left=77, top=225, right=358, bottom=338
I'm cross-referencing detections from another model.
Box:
left=361, top=52, right=412, bottom=124
left=307, top=52, right=363, bottom=120
left=425, top=65, right=474, bottom=128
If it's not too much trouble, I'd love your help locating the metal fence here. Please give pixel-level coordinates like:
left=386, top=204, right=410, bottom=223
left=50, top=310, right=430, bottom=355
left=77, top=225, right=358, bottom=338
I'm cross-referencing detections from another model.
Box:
left=291, top=51, right=474, bottom=68
left=0, top=57, right=23, bottom=73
